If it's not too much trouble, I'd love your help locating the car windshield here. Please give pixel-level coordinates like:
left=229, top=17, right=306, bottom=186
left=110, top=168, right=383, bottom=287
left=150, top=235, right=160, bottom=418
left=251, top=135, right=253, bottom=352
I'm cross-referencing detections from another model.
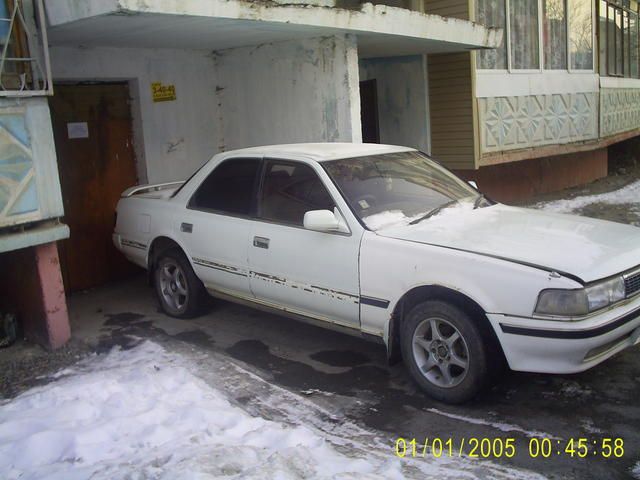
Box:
left=323, top=151, right=483, bottom=231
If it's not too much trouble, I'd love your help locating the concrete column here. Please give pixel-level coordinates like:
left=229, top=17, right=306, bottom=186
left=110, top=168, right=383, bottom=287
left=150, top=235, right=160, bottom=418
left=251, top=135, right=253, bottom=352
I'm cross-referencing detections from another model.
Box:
left=0, top=242, right=70, bottom=349
left=34, top=242, right=70, bottom=349
left=216, top=34, right=363, bottom=150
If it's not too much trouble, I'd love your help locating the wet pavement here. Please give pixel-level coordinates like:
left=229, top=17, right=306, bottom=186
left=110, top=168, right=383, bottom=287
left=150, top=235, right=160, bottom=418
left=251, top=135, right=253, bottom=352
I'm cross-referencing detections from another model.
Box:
left=60, top=271, right=640, bottom=480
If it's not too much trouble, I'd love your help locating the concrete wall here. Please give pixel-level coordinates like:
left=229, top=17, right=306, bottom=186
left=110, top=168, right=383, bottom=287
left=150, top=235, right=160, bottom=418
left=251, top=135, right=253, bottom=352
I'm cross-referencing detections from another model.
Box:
left=50, top=46, right=219, bottom=184
left=359, top=55, right=430, bottom=152
left=215, top=34, right=362, bottom=151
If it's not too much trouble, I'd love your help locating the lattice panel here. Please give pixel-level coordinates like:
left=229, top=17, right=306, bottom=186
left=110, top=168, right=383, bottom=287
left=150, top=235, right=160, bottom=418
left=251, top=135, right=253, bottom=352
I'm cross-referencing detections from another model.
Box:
left=479, top=93, right=598, bottom=153
left=600, top=88, right=640, bottom=138
left=0, top=111, right=38, bottom=220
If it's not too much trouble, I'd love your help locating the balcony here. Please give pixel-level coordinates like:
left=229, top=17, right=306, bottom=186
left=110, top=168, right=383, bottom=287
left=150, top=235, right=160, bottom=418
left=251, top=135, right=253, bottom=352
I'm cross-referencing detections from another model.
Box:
left=44, top=0, right=500, bottom=57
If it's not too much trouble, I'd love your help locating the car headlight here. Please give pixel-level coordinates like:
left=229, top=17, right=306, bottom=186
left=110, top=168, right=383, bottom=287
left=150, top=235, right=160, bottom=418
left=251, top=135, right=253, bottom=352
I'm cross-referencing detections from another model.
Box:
left=535, top=277, right=625, bottom=317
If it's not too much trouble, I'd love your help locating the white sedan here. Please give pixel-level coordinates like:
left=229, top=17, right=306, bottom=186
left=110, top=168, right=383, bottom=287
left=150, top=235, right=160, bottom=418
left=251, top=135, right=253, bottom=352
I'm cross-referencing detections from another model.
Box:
left=113, top=143, right=640, bottom=403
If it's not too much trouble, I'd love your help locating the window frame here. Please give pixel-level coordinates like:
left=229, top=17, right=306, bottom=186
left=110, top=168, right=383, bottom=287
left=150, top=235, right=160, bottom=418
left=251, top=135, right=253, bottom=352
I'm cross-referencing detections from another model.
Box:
left=256, top=158, right=352, bottom=235
left=599, top=0, right=640, bottom=78
left=187, top=157, right=263, bottom=219
left=476, top=0, right=596, bottom=74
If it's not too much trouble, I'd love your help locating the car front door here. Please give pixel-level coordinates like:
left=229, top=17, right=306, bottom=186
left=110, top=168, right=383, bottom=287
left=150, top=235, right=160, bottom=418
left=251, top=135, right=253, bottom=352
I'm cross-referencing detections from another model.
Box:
left=248, top=159, right=362, bottom=328
left=180, top=157, right=260, bottom=297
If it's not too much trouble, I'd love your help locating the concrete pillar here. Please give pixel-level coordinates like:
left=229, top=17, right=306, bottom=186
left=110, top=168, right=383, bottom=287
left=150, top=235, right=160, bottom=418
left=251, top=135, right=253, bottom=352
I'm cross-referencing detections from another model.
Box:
left=34, top=242, right=70, bottom=349
left=0, top=242, right=70, bottom=349
left=216, top=34, right=362, bottom=150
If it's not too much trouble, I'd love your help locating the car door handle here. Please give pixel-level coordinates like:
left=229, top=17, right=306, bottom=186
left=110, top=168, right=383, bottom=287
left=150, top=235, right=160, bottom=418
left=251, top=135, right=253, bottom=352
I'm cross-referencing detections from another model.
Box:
left=181, top=222, right=193, bottom=233
left=253, top=236, right=270, bottom=249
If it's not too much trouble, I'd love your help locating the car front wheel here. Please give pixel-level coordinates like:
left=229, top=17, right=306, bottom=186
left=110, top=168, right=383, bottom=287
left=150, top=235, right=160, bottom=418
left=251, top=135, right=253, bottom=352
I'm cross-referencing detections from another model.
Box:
left=401, top=300, right=488, bottom=404
left=154, top=249, right=205, bottom=318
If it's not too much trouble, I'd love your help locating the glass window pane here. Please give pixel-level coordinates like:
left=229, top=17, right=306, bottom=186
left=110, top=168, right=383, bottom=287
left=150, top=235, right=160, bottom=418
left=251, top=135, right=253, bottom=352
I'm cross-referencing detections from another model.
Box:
left=616, top=8, right=623, bottom=73
left=607, top=5, right=617, bottom=74
left=624, top=10, right=631, bottom=75
left=510, top=0, right=541, bottom=69
left=259, top=162, right=335, bottom=226
left=631, top=11, right=639, bottom=77
left=189, top=158, right=260, bottom=215
left=569, top=0, right=594, bottom=69
left=476, top=0, right=507, bottom=69
left=599, top=1, right=608, bottom=74
left=544, top=0, right=568, bottom=69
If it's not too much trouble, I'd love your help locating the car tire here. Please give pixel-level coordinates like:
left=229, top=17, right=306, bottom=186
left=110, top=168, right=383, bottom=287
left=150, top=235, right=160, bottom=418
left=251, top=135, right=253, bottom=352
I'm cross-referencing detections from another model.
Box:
left=154, top=249, right=206, bottom=319
left=401, top=300, right=488, bottom=404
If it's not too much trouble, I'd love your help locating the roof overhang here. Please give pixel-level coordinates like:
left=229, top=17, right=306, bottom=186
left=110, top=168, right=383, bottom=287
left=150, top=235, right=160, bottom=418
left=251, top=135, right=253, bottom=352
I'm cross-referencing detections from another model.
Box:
left=45, top=0, right=501, bottom=57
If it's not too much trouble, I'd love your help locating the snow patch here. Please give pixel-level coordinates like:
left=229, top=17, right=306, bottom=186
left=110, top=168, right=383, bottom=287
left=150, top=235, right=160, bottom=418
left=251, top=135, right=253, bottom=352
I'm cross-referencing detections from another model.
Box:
left=0, top=342, right=404, bottom=479
left=0, top=341, right=548, bottom=479
left=631, top=461, right=640, bottom=479
left=534, top=179, right=640, bottom=213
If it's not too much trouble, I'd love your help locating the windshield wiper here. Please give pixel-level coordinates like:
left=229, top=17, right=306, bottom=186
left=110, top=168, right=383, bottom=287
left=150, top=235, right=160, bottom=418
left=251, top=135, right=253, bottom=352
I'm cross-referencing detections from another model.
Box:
left=409, top=199, right=458, bottom=225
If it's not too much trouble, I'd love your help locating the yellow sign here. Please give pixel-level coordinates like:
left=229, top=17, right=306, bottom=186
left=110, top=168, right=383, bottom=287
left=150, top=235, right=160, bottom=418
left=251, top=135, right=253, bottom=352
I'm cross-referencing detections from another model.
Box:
left=151, top=82, right=176, bottom=102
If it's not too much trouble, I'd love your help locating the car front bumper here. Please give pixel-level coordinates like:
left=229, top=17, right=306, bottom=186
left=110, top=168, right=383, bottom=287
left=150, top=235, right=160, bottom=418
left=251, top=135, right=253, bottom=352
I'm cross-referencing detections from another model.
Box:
left=487, top=296, right=640, bottom=374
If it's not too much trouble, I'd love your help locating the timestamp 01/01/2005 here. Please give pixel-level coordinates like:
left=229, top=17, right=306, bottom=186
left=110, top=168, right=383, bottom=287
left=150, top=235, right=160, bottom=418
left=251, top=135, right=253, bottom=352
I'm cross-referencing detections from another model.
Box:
left=394, top=437, right=625, bottom=459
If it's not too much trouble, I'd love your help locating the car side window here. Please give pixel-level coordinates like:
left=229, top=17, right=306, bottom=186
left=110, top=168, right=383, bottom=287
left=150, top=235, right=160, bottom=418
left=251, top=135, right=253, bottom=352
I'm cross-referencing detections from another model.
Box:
left=189, top=158, right=260, bottom=215
left=259, top=160, right=336, bottom=226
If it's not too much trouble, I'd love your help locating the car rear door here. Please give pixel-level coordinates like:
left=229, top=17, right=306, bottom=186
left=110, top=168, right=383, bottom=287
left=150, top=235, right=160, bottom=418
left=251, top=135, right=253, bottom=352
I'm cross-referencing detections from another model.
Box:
left=247, top=158, right=362, bottom=328
left=179, top=157, right=260, bottom=297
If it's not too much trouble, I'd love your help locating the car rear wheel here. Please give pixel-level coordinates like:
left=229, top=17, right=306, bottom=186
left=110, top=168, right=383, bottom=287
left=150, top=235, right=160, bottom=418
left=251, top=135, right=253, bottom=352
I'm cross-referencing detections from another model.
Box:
left=401, top=300, right=488, bottom=404
left=154, top=249, right=205, bottom=318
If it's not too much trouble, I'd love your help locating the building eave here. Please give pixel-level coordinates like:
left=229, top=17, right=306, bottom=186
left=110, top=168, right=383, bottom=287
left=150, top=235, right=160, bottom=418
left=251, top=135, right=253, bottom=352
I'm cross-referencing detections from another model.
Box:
left=45, top=0, right=501, bottom=56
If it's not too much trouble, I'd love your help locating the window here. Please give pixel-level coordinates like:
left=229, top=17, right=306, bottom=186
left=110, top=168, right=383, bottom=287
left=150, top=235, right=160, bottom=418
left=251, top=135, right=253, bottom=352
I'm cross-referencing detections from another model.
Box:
left=259, top=161, right=335, bottom=226
left=477, top=0, right=508, bottom=69
left=569, top=0, right=594, bottom=69
left=476, top=0, right=595, bottom=72
left=600, top=0, right=640, bottom=77
left=511, top=0, right=541, bottom=69
left=189, top=158, right=260, bottom=215
left=323, top=151, right=481, bottom=232
left=544, top=0, right=568, bottom=69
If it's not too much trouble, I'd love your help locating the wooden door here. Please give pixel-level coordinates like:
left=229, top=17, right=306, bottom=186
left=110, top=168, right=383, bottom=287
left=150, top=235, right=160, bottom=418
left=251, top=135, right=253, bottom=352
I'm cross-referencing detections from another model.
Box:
left=49, top=83, right=139, bottom=292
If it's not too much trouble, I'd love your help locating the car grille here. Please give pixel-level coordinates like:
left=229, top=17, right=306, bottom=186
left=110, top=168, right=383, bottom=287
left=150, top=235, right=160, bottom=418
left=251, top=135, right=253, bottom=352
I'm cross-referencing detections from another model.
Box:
left=624, top=270, right=640, bottom=298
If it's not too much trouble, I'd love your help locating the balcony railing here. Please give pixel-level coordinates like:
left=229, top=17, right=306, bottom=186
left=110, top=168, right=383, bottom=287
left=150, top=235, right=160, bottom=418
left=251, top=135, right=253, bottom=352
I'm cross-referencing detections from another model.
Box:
left=0, top=0, right=51, bottom=97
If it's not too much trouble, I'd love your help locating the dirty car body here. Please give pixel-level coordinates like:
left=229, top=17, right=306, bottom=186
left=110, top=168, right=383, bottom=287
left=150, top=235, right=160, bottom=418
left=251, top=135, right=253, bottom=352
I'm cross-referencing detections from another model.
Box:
left=113, top=143, right=640, bottom=403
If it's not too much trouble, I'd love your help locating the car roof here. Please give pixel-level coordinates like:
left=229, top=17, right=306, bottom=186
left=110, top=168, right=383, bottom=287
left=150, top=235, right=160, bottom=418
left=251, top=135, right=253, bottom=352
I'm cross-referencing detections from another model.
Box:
left=216, top=143, right=416, bottom=162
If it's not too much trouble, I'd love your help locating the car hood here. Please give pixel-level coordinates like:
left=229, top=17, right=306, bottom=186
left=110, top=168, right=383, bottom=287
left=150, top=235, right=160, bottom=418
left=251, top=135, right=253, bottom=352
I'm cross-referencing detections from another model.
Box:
left=375, top=203, right=640, bottom=283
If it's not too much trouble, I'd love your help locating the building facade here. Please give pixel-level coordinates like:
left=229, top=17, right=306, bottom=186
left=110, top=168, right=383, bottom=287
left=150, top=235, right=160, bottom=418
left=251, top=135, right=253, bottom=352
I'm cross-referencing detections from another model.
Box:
left=426, top=0, right=640, bottom=201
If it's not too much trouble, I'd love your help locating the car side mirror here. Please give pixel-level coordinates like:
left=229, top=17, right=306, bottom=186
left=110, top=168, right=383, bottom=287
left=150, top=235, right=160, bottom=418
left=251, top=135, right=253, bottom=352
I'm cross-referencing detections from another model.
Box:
left=304, top=209, right=348, bottom=233
left=468, top=180, right=478, bottom=190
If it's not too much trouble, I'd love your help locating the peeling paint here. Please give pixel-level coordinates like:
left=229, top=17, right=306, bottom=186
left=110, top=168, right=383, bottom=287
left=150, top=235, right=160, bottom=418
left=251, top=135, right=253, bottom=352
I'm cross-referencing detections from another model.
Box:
left=193, top=257, right=247, bottom=277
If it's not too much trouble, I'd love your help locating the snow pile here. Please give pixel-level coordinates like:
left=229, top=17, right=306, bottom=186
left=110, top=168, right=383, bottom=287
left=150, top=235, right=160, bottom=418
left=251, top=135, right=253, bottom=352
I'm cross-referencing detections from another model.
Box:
left=0, top=341, right=403, bottom=480
left=363, top=200, right=480, bottom=232
left=534, top=179, right=640, bottom=213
